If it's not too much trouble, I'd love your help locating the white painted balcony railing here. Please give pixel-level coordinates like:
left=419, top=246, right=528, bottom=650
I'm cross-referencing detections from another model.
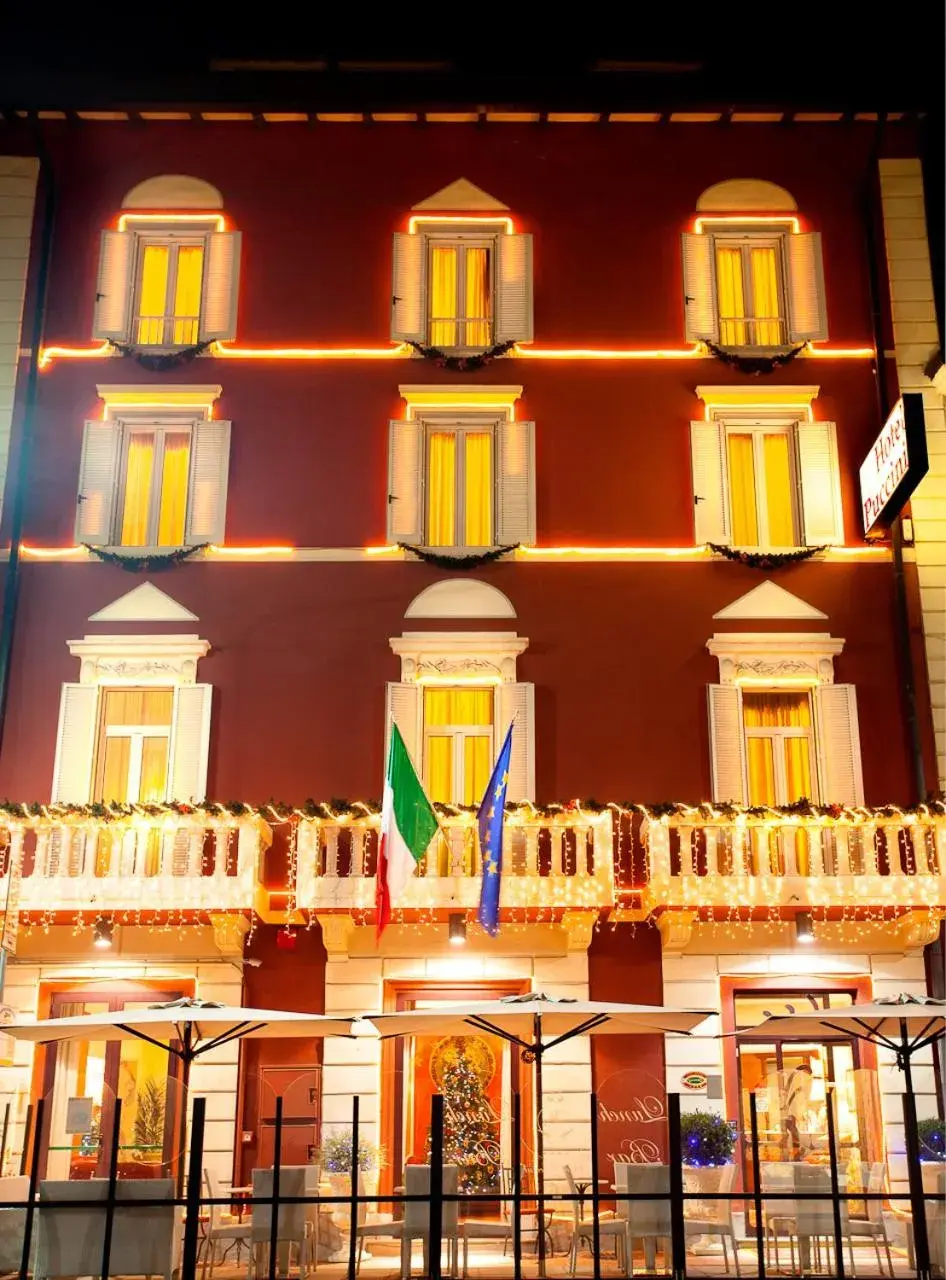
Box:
left=295, top=810, right=615, bottom=913
left=0, top=815, right=271, bottom=914
left=641, top=812, right=946, bottom=913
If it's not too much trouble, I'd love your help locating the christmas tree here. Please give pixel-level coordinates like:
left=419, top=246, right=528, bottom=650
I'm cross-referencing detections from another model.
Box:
left=432, top=1046, right=500, bottom=1194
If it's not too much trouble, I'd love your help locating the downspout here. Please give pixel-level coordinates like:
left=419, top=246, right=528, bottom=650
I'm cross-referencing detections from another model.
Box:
left=0, top=127, right=55, bottom=998
left=863, top=117, right=927, bottom=803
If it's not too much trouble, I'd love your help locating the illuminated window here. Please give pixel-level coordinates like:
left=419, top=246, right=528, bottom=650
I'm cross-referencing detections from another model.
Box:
left=134, top=238, right=205, bottom=347
left=725, top=424, right=798, bottom=548
left=93, top=688, right=173, bottom=803
left=426, top=424, right=494, bottom=549
left=428, top=240, right=493, bottom=349
left=713, top=235, right=787, bottom=348
left=76, top=412, right=231, bottom=550
left=742, top=690, right=815, bottom=805
left=424, top=686, right=494, bottom=805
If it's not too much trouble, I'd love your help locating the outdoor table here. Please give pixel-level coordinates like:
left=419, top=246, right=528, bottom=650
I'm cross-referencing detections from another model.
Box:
left=229, top=1184, right=253, bottom=1222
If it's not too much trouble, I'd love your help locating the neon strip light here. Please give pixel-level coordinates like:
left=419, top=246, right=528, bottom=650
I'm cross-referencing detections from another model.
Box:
left=207, top=544, right=294, bottom=556
left=517, top=545, right=706, bottom=558
left=513, top=344, right=704, bottom=360
left=407, top=215, right=515, bottom=234
left=213, top=343, right=409, bottom=360
left=117, top=212, right=227, bottom=232
left=694, top=215, right=801, bottom=234
left=20, top=545, right=87, bottom=558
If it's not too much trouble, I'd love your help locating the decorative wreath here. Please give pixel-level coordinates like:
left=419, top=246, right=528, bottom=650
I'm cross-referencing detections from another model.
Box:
left=707, top=543, right=825, bottom=570
left=704, top=341, right=805, bottom=376
left=83, top=543, right=208, bottom=572
left=399, top=543, right=518, bottom=570
left=407, top=340, right=516, bottom=371
left=108, top=339, right=213, bottom=372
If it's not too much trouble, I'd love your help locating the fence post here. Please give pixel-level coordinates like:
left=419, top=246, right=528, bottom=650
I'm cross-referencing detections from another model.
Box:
left=825, top=1085, right=846, bottom=1280
left=666, top=1092, right=686, bottom=1280
left=98, top=1098, right=122, bottom=1280
left=512, top=1091, right=522, bottom=1280
left=18, top=1102, right=32, bottom=1176
left=180, top=1096, right=206, bottom=1280
left=748, top=1091, right=766, bottom=1280
left=17, top=1095, right=42, bottom=1280
left=428, top=1093, right=444, bottom=1280
left=0, top=1099, right=9, bottom=1174
left=268, top=1095, right=283, bottom=1280
left=902, top=1088, right=933, bottom=1280
left=348, top=1095, right=359, bottom=1280
left=589, top=1091, right=602, bottom=1280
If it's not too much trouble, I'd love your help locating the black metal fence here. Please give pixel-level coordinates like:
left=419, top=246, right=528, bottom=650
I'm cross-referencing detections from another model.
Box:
left=1, top=1090, right=943, bottom=1280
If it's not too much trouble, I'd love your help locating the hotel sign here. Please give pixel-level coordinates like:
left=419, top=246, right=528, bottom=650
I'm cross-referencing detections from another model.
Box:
left=859, top=394, right=928, bottom=535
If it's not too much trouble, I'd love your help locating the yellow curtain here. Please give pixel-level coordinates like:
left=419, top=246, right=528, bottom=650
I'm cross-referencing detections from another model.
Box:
left=427, top=432, right=456, bottom=546
left=137, top=245, right=169, bottom=345
left=429, top=245, right=458, bottom=347
left=746, top=738, right=777, bottom=806
left=750, top=246, right=781, bottom=346
left=425, top=688, right=493, bottom=727
left=157, top=432, right=191, bottom=547
left=744, top=692, right=811, bottom=730
left=139, top=737, right=170, bottom=803
left=716, top=245, right=746, bottom=346
left=172, top=245, right=204, bottom=345
left=763, top=433, right=795, bottom=547
left=463, top=737, right=491, bottom=806
left=744, top=692, right=813, bottom=806
left=464, top=432, right=492, bottom=547
left=464, top=247, right=491, bottom=347
left=100, top=737, right=131, bottom=803
left=425, top=736, right=453, bottom=805
left=120, top=433, right=156, bottom=546
left=727, top=433, right=758, bottom=546
left=424, top=688, right=494, bottom=804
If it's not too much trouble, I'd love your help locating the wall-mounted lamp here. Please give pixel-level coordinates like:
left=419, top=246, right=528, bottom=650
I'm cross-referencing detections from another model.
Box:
left=92, top=917, right=114, bottom=950
left=795, top=911, right=815, bottom=945
left=448, top=914, right=467, bottom=947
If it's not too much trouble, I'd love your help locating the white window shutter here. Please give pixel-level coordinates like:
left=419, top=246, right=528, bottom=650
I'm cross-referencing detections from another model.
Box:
left=495, top=233, right=534, bottom=344
left=498, top=682, right=535, bottom=802
left=796, top=421, right=844, bottom=545
left=681, top=233, right=719, bottom=343
left=51, top=684, right=99, bottom=802
left=690, top=421, right=730, bottom=545
left=391, top=232, right=426, bottom=343
left=168, top=684, right=213, bottom=802
left=91, top=230, right=132, bottom=342
left=815, top=684, right=864, bottom=806
left=75, top=420, right=121, bottom=545
left=786, top=232, right=828, bottom=343
left=707, top=684, right=747, bottom=804
left=497, top=420, right=535, bottom=546
left=385, top=682, right=421, bottom=772
left=387, top=419, right=424, bottom=544
left=200, top=231, right=242, bottom=342
left=185, top=419, right=231, bottom=546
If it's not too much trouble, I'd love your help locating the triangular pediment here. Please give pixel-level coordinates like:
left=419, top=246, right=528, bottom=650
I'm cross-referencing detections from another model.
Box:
left=412, top=179, right=509, bottom=212
left=88, top=582, right=198, bottom=623
left=713, top=580, right=827, bottom=621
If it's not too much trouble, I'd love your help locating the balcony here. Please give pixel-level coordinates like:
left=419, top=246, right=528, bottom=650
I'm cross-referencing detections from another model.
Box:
left=294, top=810, right=615, bottom=914
left=0, top=814, right=271, bottom=915
left=641, top=810, right=946, bottom=916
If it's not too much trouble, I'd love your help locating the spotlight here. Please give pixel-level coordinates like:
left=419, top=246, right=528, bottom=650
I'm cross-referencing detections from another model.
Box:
left=795, top=911, right=815, bottom=945
left=92, top=917, right=114, bottom=950
left=448, top=913, right=467, bottom=947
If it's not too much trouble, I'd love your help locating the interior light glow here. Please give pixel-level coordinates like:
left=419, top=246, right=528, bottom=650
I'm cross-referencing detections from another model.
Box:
left=92, top=916, right=114, bottom=949
left=407, top=215, right=515, bottom=235
left=703, top=402, right=816, bottom=422
left=103, top=402, right=215, bottom=420
left=795, top=910, right=816, bottom=944
left=117, top=212, right=227, bottom=232
left=415, top=674, right=505, bottom=686
left=694, top=215, right=801, bottom=234
left=405, top=402, right=517, bottom=421
left=448, top=913, right=467, bottom=946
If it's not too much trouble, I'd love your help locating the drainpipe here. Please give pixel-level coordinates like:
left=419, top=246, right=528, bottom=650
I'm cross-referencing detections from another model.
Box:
left=0, top=127, right=55, bottom=999
left=863, top=118, right=927, bottom=803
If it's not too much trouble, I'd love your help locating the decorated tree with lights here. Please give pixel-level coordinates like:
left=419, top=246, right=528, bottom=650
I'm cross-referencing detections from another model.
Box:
left=431, top=1048, right=500, bottom=1194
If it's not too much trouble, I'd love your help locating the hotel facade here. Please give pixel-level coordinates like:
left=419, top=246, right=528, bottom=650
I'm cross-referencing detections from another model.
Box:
left=0, top=87, right=942, bottom=1205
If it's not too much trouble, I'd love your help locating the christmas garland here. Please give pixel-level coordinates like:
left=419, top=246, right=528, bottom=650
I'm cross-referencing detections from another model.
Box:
left=108, top=339, right=213, bottom=372
left=399, top=543, right=518, bottom=570
left=707, top=543, right=825, bottom=570
left=704, top=341, right=805, bottom=376
left=83, top=543, right=208, bottom=572
left=407, top=339, right=516, bottom=371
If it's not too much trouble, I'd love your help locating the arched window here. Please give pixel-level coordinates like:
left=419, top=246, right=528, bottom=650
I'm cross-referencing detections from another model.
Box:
left=92, top=175, right=240, bottom=349
left=682, top=180, right=827, bottom=350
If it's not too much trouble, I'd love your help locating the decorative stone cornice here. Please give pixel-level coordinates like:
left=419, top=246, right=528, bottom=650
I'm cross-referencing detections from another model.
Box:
left=656, top=910, right=697, bottom=953
left=68, top=634, right=211, bottom=685
left=210, top=913, right=250, bottom=959
left=390, top=631, right=528, bottom=684
left=317, top=913, right=356, bottom=957
left=561, top=910, right=597, bottom=952
left=707, top=632, right=845, bottom=686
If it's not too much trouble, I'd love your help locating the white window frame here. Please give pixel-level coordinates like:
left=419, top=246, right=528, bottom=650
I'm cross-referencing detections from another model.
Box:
left=98, top=694, right=173, bottom=804
left=422, top=415, right=498, bottom=551
left=722, top=416, right=800, bottom=550
left=115, top=417, right=195, bottom=550
left=426, top=232, right=497, bottom=353
left=710, top=228, right=790, bottom=351
left=741, top=687, right=817, bottom=804
left=131, top=230, right=209, bottom=349
left=422, top=689, right=495, bottom=806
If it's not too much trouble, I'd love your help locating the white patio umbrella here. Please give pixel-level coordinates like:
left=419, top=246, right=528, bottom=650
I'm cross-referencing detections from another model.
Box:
left=7, top=997, right=374, bottom=1189
left=370, top=992, right=713, bottom=1274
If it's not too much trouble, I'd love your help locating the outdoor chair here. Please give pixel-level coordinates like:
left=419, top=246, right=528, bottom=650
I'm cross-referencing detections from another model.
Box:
left=199, top=1167, right=252, bottom=1280
left=250, top=1167, right=314, bottom=1278
left=613, top=1161, right=671, bottom=1275
left=458, top=1165, right=541, bottom=1276
left=35, top=1177, right=175, bottom=1280
left=0, top=1175, right=30, bottom=1274
left=761, top=1161, right=798, bottom=1270
left=683, top=1163, right=742, bottom=1275
left=794, top=1164, right=855, bottom=1275
left=847, top=1162, right=894, bottom=1276
left=565, top=1165, right=627, bottom=1277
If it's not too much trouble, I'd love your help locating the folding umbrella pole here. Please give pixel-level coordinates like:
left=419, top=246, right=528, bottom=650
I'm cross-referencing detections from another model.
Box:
left=176, top=1024, right=194, bottom=1197
left=533, top=1013, right=547, bottom=1279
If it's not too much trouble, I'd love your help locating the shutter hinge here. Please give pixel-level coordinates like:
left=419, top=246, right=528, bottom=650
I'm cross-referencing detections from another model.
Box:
left=694, top=495, right=704, bottom=506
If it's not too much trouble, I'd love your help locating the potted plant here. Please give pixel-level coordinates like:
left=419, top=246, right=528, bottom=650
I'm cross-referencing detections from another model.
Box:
left=918, top=1117, right=946, bottom=1194
left=680, top=1109, right=738, bottom=1219
left=317, top=1129, right=385, bottom=1227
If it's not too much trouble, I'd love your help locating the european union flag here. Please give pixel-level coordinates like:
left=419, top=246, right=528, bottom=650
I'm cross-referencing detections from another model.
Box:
left=477, top=722, right=513, bottom=937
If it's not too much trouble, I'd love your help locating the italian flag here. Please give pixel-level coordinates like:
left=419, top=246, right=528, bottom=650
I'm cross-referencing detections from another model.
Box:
left=376, top=725, right=439, bottom=938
